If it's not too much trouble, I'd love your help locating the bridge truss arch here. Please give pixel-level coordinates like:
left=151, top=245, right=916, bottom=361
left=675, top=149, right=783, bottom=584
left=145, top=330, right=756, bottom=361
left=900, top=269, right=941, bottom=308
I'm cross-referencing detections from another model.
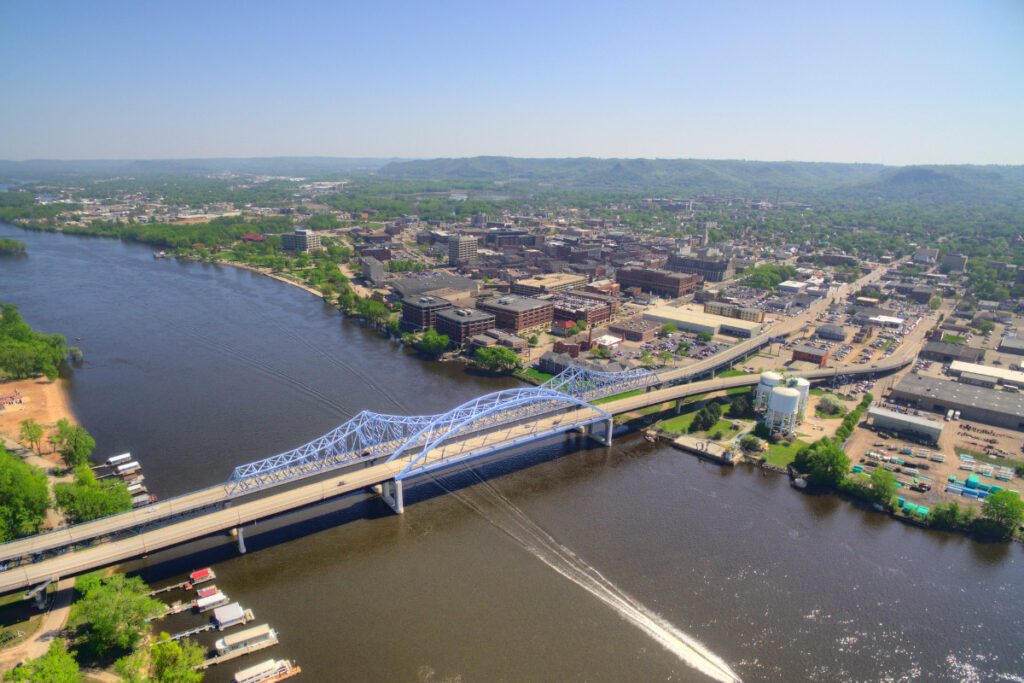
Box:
left=387, top=387, right=610, bottom=481
left=542, top=364, right=658, bottom=401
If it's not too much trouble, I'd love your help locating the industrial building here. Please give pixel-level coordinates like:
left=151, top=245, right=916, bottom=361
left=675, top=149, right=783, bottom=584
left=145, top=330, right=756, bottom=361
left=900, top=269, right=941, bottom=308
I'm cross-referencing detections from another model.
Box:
left=888, top=374, right=1024, bottom=430
left=642, top=306, right=762, bottom=338
left=400, top=295, right=452, bottom=332
left=609, top=317, right=657, bottom=342
left=281, top=228, right=321, bottom=253
left=435, top=308, right=495, bottom=346
left=476, top=295, right=554, bottom=333
left=815, top=324, right=848, bottom=342
left=998, top=335, right=1024, bottom=356
left=615, top=267, right=700, bottom=298
left=667, top=253, right=734, bottom=282
left=948, top=361, right=1024, bottom=389
left=512, top=273, right=587, bottom=296
left=919, top=341, right=985, bottom=364
left=448, top=235, right=478, bottom=266
left=867, top=406, right=944, bottom=444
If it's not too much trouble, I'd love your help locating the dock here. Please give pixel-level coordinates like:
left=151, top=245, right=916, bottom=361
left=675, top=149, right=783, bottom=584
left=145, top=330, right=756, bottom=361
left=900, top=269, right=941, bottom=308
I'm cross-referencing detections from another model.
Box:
left=159, top=623, right=216, bottom=643
left=668, top=434, right=737, bottom=465
left=148, top=580, right=192, bottom=596
left=148, top=600, right=193, bottom=621
left=196, top=636, right=279, bottom=669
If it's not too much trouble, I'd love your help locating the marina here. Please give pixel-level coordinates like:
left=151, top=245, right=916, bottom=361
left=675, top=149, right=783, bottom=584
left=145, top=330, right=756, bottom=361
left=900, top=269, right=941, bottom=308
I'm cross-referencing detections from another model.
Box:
left=232, top=659, right=301, bottom=683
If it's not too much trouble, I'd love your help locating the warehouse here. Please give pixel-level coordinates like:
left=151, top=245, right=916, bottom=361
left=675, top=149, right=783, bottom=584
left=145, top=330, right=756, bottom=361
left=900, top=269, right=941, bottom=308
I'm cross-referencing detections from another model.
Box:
left=867, top=407, right=944, bottom=444
left=888, top=374, right=1024, bottom=430
left=642, top=306, right=762, bottom=338
left=815, top=324, right=848, bottom=342
left=998, top=335, right=1024, bottom=356
left=919, top=341, right=985, bottom=364
left=948, top=361, right=1024, bottom=389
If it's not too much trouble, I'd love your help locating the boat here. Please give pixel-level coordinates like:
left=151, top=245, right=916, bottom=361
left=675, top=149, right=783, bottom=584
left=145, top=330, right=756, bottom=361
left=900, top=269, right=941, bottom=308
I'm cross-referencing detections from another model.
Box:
left=153, top=250, right=167, bottom=259
left=196, top=584, right=220, bottom=599
left=213, top=602, right=255, bottom=630
left=643, top=431, right=657, bottom=443
left=233, top=658, right=300, bottom=683
left=792, top=477, right=808, bottom=489
left=107, top=452, right=132, bottom=466
left=190, top=567, right=216, bottom=585
left=116, top=461, right=142, bottom=476
left=130, top=492, right=156, bottom=508
left=195, top=590, right=230, bottom=613
left=215, top=624, right=277, bottom=656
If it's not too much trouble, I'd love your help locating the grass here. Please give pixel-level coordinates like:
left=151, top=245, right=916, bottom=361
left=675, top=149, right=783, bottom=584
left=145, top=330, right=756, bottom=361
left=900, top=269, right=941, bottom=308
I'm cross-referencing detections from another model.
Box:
left=810, top=388, right=853, bottom=400
left=717, top=368, right=752, bottom=378
left=516, top=368, right=554, bottom=384
left=942, top=334, right=966, bottom=345
left=594, top=388, right=645, bottom=404
left=955, top=447, right=1024, bottom=472
left=657, top=400, right=745, bottom=439
left=726, top=386, right=754, bottom=396
left=764, top=439, right=810, bottom=467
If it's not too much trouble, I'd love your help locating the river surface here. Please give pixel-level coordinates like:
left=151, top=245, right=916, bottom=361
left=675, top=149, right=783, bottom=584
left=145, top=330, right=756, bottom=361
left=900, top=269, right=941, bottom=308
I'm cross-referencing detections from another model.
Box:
left=1, top=223, right=1022, bottom=682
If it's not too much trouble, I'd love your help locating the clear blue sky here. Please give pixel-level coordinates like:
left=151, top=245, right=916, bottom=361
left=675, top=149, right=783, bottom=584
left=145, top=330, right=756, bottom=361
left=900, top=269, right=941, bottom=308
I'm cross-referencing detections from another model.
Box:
left=1, top=0, right=1022, bottom=164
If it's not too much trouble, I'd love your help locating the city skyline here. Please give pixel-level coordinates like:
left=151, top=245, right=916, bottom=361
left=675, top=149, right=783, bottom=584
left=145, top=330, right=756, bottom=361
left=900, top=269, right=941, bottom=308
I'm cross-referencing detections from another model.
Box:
left=1, top=0, right=1023, bottom=165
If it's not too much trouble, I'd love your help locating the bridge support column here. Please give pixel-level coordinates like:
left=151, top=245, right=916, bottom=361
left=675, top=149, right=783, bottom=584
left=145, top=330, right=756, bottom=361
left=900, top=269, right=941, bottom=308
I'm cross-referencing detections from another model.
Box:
left=380, top=479, right=404, bottom=515
left=236, top=527, right=247, bottom=554
left=604, top=417, right=614, bottom=446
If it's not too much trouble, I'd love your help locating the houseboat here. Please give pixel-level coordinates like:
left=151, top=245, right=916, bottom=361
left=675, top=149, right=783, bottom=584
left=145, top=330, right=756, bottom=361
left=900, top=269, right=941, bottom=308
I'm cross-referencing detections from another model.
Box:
left=215, top=624, right=278, bottom=656
left=196, top=590, right=230, bottom=613
left=189, top=568, right=216, bottom=585
left=232, top=659, right=300, bottom=683
left=107, top=453, right=132, bottom=466
left=213, top=602, right=255, bottom=630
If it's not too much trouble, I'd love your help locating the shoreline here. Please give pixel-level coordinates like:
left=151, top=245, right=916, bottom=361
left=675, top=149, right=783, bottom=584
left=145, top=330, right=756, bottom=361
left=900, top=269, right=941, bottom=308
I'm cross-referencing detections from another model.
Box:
left=0, top=376, right=78, bottom=460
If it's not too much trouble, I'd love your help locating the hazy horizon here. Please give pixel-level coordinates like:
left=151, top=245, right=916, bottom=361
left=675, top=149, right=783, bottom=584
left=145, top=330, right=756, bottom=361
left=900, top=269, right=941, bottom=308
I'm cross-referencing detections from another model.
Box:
left=2, top=0, right=1022, bottom=165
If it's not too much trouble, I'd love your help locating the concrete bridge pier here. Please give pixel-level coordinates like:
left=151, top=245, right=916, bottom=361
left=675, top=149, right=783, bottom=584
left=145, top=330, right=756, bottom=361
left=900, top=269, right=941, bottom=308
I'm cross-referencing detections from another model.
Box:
left=236, top=527, right=247, bottom=554
left=379, top=479, right=405, bottom=514
left=584, top=418, right=614, bottom=447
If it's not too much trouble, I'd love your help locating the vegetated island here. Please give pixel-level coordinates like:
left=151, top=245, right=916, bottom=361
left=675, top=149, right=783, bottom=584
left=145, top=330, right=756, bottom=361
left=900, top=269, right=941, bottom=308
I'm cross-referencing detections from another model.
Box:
left=0, top=238, right=26, bottom=256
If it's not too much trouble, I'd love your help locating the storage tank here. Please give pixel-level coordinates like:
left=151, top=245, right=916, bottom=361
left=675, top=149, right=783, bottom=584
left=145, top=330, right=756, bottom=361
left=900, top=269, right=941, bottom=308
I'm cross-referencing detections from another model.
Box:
left=755, top=371, right=784, bottom=412
left=764, top=386, right=801, bottom=435
left=791, top=377, right=811, bottom=418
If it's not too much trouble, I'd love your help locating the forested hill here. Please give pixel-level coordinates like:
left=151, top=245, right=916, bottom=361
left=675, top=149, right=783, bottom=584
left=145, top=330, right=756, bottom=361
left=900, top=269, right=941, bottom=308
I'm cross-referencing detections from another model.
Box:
left=377, top=157, right=1024, bottom=205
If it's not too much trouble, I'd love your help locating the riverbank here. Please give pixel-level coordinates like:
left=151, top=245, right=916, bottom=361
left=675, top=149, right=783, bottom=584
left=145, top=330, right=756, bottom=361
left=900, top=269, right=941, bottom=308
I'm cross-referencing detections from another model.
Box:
left=0, top=377, right=76, bottom=456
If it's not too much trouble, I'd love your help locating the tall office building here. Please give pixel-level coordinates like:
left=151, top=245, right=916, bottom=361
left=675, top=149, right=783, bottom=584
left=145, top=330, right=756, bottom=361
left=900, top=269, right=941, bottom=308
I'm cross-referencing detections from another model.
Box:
left=448, top=235, right=478, bottom=266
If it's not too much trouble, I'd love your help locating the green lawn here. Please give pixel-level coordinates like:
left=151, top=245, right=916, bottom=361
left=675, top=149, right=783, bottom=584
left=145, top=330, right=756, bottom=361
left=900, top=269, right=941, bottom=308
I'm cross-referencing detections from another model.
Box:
left=941, top=334, right=966, bottom=345
left=594, top=388, right=645, bottom=404
left=717, top=368, right=752, bottom=378
left=810, top=388, right=852, bottom=400
left=726, top=386, right=754, bottom=396
left=764, top=439, right=809, bottom=467
left=658, top=400, right=744, bottom=439
left=659, top=411, right=698, bottom=433
left=517, top=368, right=554, bottom=384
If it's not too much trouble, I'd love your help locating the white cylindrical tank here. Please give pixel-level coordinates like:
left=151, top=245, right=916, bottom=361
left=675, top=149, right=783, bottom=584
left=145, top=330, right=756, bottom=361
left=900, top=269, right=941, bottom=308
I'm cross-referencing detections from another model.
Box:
left=792, top=377, right=811, bottom=417
left=755, top=371, right=784, bottom=411
left=764, top=386, right=801, bottom=435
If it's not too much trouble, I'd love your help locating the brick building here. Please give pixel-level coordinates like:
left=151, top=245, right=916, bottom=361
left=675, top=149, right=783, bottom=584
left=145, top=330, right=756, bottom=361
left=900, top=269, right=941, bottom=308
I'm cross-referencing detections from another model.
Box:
left=435, top=308, right=496, bottom=346
left=615, top=268, right=700, bottom=298
left=475, top=295, right=554, bottom=333
left=792, top=345, right=830, bottom=368
left=401, top=295, right=452, bottom=332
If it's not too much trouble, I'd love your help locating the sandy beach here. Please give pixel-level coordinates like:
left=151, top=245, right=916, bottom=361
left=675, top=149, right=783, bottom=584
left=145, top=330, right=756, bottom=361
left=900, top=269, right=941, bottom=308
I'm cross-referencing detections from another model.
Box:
left=0, top=377, right=76, bottom=464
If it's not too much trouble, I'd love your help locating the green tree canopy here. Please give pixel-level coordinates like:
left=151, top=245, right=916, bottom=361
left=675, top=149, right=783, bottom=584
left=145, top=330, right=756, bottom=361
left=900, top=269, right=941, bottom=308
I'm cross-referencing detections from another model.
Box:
left=0, top=303, right=70, bottom=380
left=473, top=346, right=521, bottom=373
left=980, top=490, right=1024, bottom=537
left=793, top=438, right=850, bottom=487
left=18, top=418, right=44, bottom=452
left=55, top=419, right=96, bottom=468
left=54, top=465, right=133, bottom=524
left=0, top=444, right=51, bottom=541
left=71, top=573, right=163, bottom=657
left=413, top=328, right=450, bottom=358
left=150, top=635, right=205, bottom=683
left=3, top=638, right=80, bottom=683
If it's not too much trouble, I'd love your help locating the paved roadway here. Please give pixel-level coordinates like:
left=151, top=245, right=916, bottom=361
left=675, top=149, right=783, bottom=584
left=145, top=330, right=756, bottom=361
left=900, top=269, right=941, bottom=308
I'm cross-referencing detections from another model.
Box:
left=0, top=263, right=913, bottom=592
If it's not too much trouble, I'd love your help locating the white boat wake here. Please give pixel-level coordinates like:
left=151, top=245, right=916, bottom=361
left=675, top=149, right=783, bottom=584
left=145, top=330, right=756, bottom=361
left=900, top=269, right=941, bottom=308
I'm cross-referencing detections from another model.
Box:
left=432, top=467, right=742, bottom=683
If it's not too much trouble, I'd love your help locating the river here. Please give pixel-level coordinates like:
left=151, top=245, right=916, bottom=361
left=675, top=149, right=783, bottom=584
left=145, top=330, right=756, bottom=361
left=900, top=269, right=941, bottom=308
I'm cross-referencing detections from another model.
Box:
left=1, top=223, right=1022, bottom=682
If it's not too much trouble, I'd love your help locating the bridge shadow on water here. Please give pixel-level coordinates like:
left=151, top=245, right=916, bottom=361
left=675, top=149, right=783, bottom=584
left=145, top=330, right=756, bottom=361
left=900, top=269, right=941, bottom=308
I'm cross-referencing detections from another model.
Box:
left=131, top=431, right=615, bottom=587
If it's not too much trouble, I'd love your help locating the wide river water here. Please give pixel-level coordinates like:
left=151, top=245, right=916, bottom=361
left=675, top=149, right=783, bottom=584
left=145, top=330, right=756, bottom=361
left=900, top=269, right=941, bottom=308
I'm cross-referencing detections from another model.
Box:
left=1, top=223, right=1022, bottom=682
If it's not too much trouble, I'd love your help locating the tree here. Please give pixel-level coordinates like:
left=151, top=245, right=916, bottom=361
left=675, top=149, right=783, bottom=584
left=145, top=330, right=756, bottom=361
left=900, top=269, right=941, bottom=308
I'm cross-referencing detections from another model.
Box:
left=980, top=490, right=1024, bottom=537
left=660, top=322, right=678, bottom=335
left=869, top=467, right=897, bottom=507
left=527, top=334, right=540, bottom=347
left=57, top=420, right=95, bottom=468
left=151, top=635, right=205, bottom=683
left=0, top=303, right=69, bottom=380
left=730, top=394, right=752, bottom=418
left=473, top=346, right=521, bottom=374
left=691, top=402, right=723, bottom=433
left=3, top=638, right=80, bottom=683
left=638, top=350, right=655, bottom=368
left=413, top=328, right=450, bottom=358
left=696, top=331, right=713, bottom=343
left=675, top=340, right=691, bottom=356
left=658, top=349, right=673, bottom=365
left=929, top=501, right=974, bottom=530
left=54, top=466, right=133, bottom=523
left=18, top=418, right=43, bottom=452
left=0, top=445, right=51, bottom=541
left=793, top=438, right=850, bottom=487
left=739, top=434, right=762, bottom=452
left=71, top=573, right=162, bottom=656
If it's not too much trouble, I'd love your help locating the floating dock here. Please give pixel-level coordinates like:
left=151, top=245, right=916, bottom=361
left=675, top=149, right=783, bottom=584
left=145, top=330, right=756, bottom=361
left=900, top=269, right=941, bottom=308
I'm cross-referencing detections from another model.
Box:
left=198, top=636, right=279, bottom=670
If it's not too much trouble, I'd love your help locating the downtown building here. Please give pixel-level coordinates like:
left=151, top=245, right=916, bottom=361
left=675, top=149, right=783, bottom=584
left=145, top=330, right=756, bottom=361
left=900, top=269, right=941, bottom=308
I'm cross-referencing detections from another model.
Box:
left=615, top=267, right=700, bottom=298
left=475, top=295, right=554, bottom=334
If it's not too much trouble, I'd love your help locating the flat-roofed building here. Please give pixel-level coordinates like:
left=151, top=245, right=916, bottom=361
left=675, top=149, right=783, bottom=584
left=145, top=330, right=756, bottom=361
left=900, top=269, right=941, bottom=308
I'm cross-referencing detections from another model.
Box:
left=920, top=341, right=985, bottom=364
left=550, top=292, right=613, bottom=326
left=704, top=301, right=766, bottom=323
left=642, top=306, right=762, bottom=338
left=281, top=228, right=321, bottom=253
left=469, top=329, right=527, bottom=353
left=948, top=361, right=1024, bottom=389
left=815, top=324, right=848, bottom=342
left=615, top=267, right=700, bottom=298
left=401, top=295, right=452, bottom=332
left=889, top=374, right=1024, bottom=430
left=667, top=254, right=734, bottom=282
left=868, top=407, right=943, bottom=444
left=435, top=308, right=496, bottom=346
left=792, top=345, right=829, bottom=368
left=448, top=235, right=478, bottom=266
left=512, top=273, right=587, bottom=296
left=998, top=335, right=1024, bottom=356
left=609, top=317, right=657, bottom=342
left=475, top=295, right=554, bottom=333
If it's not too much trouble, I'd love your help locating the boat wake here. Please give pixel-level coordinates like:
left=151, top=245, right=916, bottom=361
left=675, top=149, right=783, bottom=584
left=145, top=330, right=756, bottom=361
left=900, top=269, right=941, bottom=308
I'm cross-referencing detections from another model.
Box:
left=431, top=467, right=742, bottom=683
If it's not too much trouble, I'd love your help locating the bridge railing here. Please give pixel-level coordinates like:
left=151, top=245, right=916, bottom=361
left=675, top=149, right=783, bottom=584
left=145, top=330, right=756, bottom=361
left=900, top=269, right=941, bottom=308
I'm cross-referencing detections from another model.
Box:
left=542, top=365, right=659, bottom=401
